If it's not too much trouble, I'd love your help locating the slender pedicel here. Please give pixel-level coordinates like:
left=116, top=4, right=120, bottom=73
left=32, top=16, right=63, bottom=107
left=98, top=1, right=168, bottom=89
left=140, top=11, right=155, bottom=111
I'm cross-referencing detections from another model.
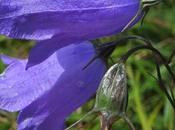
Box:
left=120, top=45, right=175, bottom=109
left=122, top=0, right=161, bottom=32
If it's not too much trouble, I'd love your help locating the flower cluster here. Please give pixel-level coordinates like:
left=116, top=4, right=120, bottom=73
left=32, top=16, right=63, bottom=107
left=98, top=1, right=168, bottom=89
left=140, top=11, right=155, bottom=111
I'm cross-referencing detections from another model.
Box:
left=0, top=0, right=145, bottom=130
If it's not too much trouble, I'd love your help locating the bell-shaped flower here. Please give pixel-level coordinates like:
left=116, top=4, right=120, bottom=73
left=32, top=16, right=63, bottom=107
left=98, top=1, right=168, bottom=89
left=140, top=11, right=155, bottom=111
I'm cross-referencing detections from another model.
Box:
left=0, top=41, right=106, bottom=130
left=0, top=0, right=141, bottom=67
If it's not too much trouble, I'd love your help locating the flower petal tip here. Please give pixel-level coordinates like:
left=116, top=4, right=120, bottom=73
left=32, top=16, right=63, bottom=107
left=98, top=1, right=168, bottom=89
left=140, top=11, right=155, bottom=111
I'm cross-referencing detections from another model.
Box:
left=25, top=62, right=33, bottom=70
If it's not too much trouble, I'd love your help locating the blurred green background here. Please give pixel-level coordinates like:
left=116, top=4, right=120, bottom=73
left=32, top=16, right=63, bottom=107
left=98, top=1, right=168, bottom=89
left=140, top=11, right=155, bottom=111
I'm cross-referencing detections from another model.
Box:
left=0, top=1, right=175, bottom=130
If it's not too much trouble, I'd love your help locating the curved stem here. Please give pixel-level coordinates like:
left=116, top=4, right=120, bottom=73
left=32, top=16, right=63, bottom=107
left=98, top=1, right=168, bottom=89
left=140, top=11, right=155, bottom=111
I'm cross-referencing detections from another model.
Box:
left=168, top=49, right=175, bottom=64
left=84, top=35, right=152, bottom=70
left=120, top=45, right=175, bottom=109
left=120, top=45, right=175, bottom=83
left=97, top=35, right=175, bottom=95
left=123, top=114, right=136, bottom=130
left=97, top=35, right=152, bottom=50
left=155, top=63, right=175, bottom=109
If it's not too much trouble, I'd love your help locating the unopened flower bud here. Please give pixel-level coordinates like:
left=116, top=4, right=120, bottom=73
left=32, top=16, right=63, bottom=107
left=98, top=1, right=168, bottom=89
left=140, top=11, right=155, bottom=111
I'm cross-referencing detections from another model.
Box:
left=94, top=62, right=128, bottom=120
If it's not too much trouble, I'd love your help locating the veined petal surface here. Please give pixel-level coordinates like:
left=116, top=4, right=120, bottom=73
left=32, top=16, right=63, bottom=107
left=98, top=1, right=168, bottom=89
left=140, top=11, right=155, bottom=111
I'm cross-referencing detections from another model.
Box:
left=0, top=0, right=140, bottom=40
left=0, top=41, right=105, bottom=112
left=18, top=55, right=105, bottom=130
left=16, top=42, right=106, bottom=130
left=0, top=52, right=64, bottom=112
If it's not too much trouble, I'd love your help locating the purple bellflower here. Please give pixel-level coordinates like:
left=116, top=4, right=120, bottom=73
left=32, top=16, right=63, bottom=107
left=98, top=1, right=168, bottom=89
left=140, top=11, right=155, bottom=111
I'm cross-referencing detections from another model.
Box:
left=0, top=0, right=144, bottom=129
left=0, top=41, right=106, bottom=130
left=0, top=0, right=141, bottom=68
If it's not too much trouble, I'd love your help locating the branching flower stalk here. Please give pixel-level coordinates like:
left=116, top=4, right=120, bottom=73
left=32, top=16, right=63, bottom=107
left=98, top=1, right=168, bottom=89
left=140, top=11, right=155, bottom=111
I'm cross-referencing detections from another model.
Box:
left=98, top=40, right=175, bottom=130
left=120, top=45, right=175, bottom=109
left=0, top=0, right=170, bottom=130
left=84, top=35, right=153, bottom=69
left=121, top=45, right=175, bottom=81
left=96, top=35, right=175, bottom=86
left=79, top=35, right=175, bottom=130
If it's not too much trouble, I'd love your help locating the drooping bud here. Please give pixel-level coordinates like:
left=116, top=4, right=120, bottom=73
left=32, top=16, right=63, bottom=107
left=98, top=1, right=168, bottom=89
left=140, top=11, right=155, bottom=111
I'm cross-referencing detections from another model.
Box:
left=94, top=62, right=128, bottom=120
